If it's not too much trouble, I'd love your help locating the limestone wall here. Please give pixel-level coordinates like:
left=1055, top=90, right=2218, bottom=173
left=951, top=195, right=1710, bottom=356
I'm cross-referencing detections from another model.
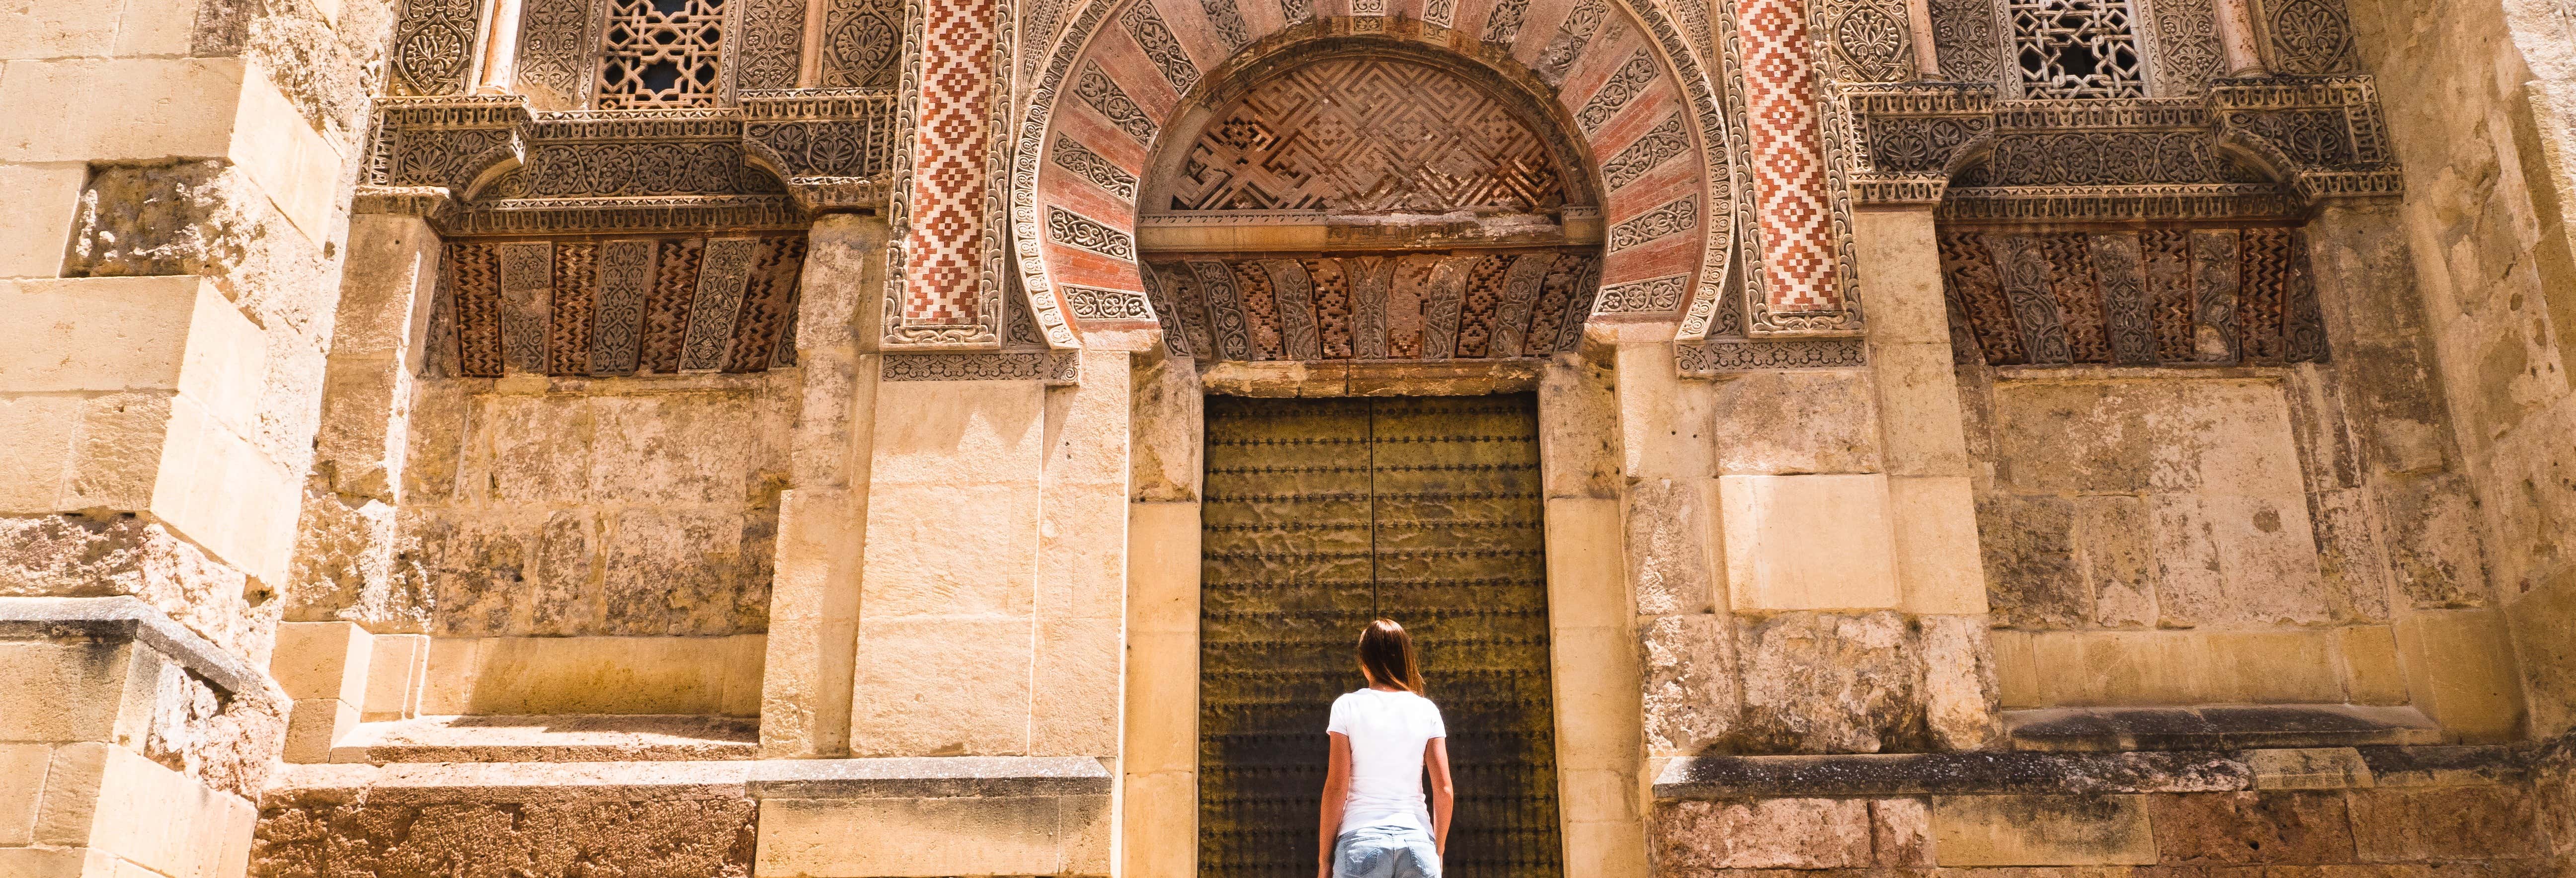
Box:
left=400, top=374, right=794, bottom=639
left=1960, top=373, right=2409, bottom=708
left=2345, top=0, right=2576, bottom=739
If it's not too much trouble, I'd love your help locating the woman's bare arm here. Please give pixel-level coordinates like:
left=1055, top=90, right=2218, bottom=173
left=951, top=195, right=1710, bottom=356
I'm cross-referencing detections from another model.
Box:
left=1319, top=732, right=1353, bottom=878
left=1425, top=737, right=1455, bottom=857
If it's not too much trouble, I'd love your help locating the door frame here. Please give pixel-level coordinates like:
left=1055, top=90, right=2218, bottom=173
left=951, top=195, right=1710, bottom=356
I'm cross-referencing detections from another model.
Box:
left=1121, top=360, right=1650, bottom=877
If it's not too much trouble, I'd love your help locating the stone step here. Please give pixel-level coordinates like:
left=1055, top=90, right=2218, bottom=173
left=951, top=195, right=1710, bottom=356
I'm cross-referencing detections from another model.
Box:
left=326, top=713, right=759, bottom=764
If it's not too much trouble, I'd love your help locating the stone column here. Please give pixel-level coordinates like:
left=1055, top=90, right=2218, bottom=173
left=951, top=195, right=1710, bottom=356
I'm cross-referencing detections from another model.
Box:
left=759, top=213, right=887, bottom=758
left=1541, top=347, right=1652, bottom=876
left=1906, top=0, right=1942, bottom=79
left=271, top=214, right=447, bottom=757
left=2303, top=202, right=2526, bottom=741
left=2212, top=0, right=2271, bottom=76
left=1122, top=346, right=1202, bottom=876
left=762, top=341, right=1124, bottom=877
left=1854, top=205, right=2000, bottom=751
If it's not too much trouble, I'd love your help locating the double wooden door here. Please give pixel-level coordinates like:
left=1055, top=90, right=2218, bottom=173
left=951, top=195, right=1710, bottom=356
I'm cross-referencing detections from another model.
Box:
left=1198, top=394, right=1562, bottom=878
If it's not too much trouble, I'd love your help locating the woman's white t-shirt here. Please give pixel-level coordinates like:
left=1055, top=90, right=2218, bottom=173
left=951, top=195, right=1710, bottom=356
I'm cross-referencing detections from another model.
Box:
left=1325, top=687, right=1447, bottom=835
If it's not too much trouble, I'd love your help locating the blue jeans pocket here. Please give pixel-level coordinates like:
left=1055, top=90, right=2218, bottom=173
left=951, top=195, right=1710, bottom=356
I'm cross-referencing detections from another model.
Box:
left=1331, top=826, right=1441, bottom=878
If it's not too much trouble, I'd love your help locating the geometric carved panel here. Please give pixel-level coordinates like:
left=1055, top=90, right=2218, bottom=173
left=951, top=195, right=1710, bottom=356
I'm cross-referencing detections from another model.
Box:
left=597, top=0, right=730, bottom=109
left=2008, top=0, right=2147, bottom=99
left=1143, top=251, right=1598, bottom=362
left=1937, top=227, right=2326, bottom=367
left=1164, top=58, right=1569, bottom=213
left=440, top=234, right=806, bottom=377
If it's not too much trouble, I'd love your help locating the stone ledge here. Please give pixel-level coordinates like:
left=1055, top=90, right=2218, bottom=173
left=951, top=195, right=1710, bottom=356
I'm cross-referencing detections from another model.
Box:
left=267, top=760, right=755, bottom=806
left=2005, top=705, right=2444, bottom=752
left=265, top=755, right=1116, bottom=806
left=2359, top=744, right=2533, bottom=787
left=0, top=595, right=263, bottom=695
left=329, top=714, right=760, bottom=763
left=1654, top=744, right=2536, bottom=801
left=749, top=756, right=1114, bottom=799
left=1654, top=751, right=2253, bottom=799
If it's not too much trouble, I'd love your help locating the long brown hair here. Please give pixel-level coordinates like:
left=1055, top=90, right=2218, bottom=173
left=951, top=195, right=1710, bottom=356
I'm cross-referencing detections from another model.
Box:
left=1357, top=619, right=1425, bottom=693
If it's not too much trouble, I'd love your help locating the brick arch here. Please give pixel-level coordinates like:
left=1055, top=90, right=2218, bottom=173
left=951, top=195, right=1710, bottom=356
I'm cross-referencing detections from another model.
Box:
left=1008, top=0, right=1738, bottom=342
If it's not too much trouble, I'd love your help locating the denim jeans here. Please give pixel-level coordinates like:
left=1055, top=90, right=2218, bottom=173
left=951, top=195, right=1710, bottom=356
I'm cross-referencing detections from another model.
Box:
left=1332, top=823, right=1442, bottom=878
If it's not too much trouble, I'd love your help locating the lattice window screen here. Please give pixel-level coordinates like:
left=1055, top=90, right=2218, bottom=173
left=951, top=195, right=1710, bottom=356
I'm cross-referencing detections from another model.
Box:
left=596, top=0, right=730, bottom=108
left=2007, top=0, right=2147, bottom=98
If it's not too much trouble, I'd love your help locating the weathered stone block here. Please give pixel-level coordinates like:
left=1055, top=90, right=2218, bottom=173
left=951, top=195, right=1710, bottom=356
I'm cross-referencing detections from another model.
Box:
left=0, top=59, right=251, bottom=163
left=0, top=640, right=131, bottom=743
left=755, top=795, right=1099, bottom=876
left=1735, top=611, right=1927, bottom=754
left=1990, top=380, right=2305, bottom=497
left=279, top=697, right=353, bottom=763
left=1722, top=474, right=1901, bottom=612
left=1930, top=794, right=2158, bottom=866
left=1871, top=797, right=1935, bottom=865
left=2393, top=608, right=2526, bottom=742
left=1654, top=798, right=1876, bottom=869
left=1538, top=349, right=1620, bottom=499
left=225, top=67, right=341, bottom=243
left=420, top=635, right=767, bottom=716
left=254, top=795, right=757, bottom=877
left=2075, top=494, right=2158, bottom=629
left=267, top=621, right=370, bottom=704
left=851, top=617, right=1035, bottom=756
left=1708, top=370, right=1886, bottom=475
left=1977, top=492, right=2084, bottom=630
left=2245, top=748, right=2373, bottom=790
left=153, top=392, right=303, bottom=584
left=1920, top=615, right=2002, bottom=751
left=1616, top=342, right=1715, bottom=480
left=1029, top=617, right=1122, bottom=758
left=1893, top=476, right=1987, bottom=616
left=2337, top=625, right=2410, bottom=706
left=1872, top=341, right=1977, bottom=478
left=2145, top=791, right=2356, bottom=864
left=0, top=276, right=200, bottom=394
left=1629, top=478, right=1720, bottom=615
left=0, top=742, right=46, bottom=845
left=0, top=162, right=84, bottom=278
left=0, top=395, right=86, bottom=511
left=1641, top=613, right=1740, bottom=755
left=2345, top=785, right=2544, bottom=861
left=360, top=633, right=426, bottom=721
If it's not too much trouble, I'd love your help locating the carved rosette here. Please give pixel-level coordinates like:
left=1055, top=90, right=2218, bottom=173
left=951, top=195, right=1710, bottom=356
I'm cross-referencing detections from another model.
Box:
left=388, top=0, right=483, bottom=95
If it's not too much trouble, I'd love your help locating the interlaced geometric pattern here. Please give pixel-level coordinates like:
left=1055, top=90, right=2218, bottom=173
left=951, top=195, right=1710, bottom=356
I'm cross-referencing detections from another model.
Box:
left=596, top=0, right=728, bottom=109
left=1165, top=58, right=1567, bottom=213
left=2008, top=0, right=2147, bottom=99
left=902, top=0, right=997, bottom=322
left=1736, top=0, right=1840, bottom=311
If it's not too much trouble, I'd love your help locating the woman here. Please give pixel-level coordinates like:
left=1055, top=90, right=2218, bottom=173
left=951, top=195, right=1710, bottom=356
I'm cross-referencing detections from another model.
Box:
left=1318, top=619, right=1455, bottom=878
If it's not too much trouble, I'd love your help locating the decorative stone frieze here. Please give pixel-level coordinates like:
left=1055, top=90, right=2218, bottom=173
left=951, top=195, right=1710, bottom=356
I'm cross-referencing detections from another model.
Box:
left=2209, top=75, right=2402, bottom=203
left=1835, top=81, right=1999, bottom=206
left=359, top=91, right=898, bottom=233
left=436, top=234, right=808, bottom=377
left=1937, top=227, right=2326, bottom=367
left=879, top=351, right=1082, bottom=383
left=1142, top=252, right=1600, bottom=364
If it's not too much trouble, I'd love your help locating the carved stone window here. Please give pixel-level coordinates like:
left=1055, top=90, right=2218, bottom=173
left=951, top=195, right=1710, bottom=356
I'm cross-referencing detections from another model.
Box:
left=2008, top=0, right=2147, bottom=98
left=596, top=0, right=730, bottom=108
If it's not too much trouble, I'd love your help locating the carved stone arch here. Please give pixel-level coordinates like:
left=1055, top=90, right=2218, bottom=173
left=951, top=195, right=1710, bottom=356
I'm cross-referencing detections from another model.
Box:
left=1137, top=28, right=1607, bottom=213
left=1009, top=0, right=1735, bottom=349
